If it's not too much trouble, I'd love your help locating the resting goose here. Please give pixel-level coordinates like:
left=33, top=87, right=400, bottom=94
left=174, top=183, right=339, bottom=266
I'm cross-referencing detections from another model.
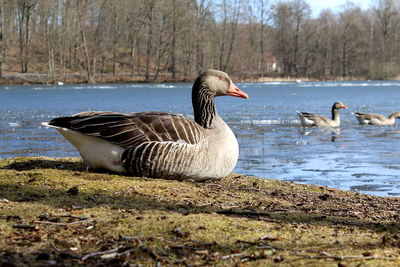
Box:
left=297, top=102, right=347, bottom=127
left=45, top=69, right=249, bottom=181
left=353, top=112, right=400, bottom=125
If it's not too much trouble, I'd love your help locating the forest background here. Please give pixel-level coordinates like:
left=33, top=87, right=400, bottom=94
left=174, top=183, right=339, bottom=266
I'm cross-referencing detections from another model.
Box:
left=0, top=0, right=399, bottom=84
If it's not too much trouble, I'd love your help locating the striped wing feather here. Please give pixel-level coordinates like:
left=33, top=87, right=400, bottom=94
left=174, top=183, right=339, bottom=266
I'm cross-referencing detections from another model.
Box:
left=354, top=112, right=392, bottom=125
left=299, top=112, right=331, bottom=125
left=355, top=112, right=386, bottom=121
left=48, top=111, right=206, bottom=148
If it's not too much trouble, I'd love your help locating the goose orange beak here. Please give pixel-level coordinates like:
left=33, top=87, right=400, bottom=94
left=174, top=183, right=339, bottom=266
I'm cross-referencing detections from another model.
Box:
left=227, top=83, right=249, bottom=99
left=342, top=105, right=347, bottom=109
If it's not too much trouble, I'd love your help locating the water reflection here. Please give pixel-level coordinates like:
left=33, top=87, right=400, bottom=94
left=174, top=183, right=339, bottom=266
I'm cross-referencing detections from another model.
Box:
left=299, top=127, right=340, bottom=142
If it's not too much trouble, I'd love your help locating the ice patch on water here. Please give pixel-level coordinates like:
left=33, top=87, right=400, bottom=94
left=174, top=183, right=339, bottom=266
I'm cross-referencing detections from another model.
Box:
left=71, top=85, right=118, bottom=90
left=298, top=81, right=400, bottom=88
left=31, top=84, right=141, bottom=90
left=239, top=119, right=299, bottom=125
left=155, top=84, right=177, bottom=88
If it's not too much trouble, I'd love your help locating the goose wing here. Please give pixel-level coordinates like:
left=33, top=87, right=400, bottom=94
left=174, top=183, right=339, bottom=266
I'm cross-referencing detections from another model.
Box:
left=48, top=111, right=206, bottom=148
left=298, top=112, right=332, bottom=126
left=354, top=112, right=387, bottom=125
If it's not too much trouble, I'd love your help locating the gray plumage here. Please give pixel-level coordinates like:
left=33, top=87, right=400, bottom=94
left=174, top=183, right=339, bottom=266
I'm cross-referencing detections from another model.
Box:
left=46, top=69, right=248, bottom=181
left=353, top=111, right=400, bottom=125
left=298, top=102, right=347, bottom=127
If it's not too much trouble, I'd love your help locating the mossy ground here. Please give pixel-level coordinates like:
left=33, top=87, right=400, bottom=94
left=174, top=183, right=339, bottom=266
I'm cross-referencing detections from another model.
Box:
left=1, top=157, right=400, bottom=266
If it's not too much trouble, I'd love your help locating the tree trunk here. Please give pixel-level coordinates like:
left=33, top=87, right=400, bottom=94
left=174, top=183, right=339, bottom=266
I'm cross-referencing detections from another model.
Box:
left=222, top=0, right=239, bottom=72
left=17, top=0, right=35, bottom=73
left=259, top=0, right=266, bottom=77
left=170, top=0, right=176, bottom=81
left=78, top=1, right=95, bottom=84
left=144, top=1, right=156, bottom=81
left=0, top=1, right=5, bottom=77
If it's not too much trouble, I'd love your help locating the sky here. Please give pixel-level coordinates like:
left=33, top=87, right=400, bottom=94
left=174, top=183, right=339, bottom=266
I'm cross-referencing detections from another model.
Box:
left=307, top=0, right=372, bottom=17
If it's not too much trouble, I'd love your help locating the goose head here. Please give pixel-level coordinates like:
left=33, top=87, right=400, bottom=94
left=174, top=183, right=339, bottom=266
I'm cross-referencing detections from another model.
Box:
left=333, top=102, right=347, bottom=110
left=330, top=102, right=347, bottom=122
left=193, top=69, right=249, bottom=99
left=391, top=111, right=400, bottom=119
left=192, top=69, right=248, bottom=128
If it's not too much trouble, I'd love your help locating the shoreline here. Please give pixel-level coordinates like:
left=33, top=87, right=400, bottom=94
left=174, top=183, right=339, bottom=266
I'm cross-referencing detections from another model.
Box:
left=1, top=157, right=400, bottom=266
left=0, top=72, right=394, bottom=86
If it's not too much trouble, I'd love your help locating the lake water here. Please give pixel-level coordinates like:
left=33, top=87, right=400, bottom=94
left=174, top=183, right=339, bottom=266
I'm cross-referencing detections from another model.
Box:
left=1, top=81, right=400, bottom=197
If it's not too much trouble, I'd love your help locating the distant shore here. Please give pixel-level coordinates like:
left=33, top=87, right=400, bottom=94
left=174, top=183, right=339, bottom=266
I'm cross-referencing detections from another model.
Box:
left=0, top=72, right=388, bottom=86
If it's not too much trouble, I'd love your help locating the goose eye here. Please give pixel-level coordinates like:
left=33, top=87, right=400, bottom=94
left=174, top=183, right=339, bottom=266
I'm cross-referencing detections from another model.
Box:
left=218, top=76, right=226, bottom=81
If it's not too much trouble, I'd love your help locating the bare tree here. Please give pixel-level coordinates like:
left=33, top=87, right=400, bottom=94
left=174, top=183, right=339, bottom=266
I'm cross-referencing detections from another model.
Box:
left=125, top=0, right=145, bottom=76
left=338, top=6, right=369, bottom=78
left=217, top=0, right=240, bottom=72
left=258, top=0, right=268, bottom=76
left=77, top=0, right=95, bottom=83
left=1, top=0, right=400, bottom=82
left=36, top=0, right=60, bottom=84
left=314, top=10, right=337, bottom=77
left=170, top=0, right=177, bottom=80
left=16, top=0, right=36, bottom=73
left=271, top=1, right=293, bottom=76
left=143, top=0, right=156, bottom=81
left=373, top=0, right=399, bottom=77
left=0, top=0, right=13, bottom=77
left=194, top=0, right=211, bottom=73
left=291, top=0, right=311, bottom=77
left=153, top=6, right=170, bottom=81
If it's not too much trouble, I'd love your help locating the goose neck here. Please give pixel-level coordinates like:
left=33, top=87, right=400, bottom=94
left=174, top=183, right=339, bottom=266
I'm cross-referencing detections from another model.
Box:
left=389, top=112, right=400, bottom=120
left=332, top=107, right=340, bottom=122
left=192, top=87, right=217, bottom=128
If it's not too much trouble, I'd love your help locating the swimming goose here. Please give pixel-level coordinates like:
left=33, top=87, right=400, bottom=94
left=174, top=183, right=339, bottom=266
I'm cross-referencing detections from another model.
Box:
left=297, top=102, right=347, bottom=127
left=353, top=112, right=400, bottom=125
left=45, top=69, right=249, bottom=181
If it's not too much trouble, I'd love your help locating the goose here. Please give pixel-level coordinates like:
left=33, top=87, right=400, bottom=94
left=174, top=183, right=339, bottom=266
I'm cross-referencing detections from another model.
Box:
left=353, top=112, right=400, bottom=125
left=44, top=69, right=249, bottom=181
left=297, top=102, right=347, bottom=127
